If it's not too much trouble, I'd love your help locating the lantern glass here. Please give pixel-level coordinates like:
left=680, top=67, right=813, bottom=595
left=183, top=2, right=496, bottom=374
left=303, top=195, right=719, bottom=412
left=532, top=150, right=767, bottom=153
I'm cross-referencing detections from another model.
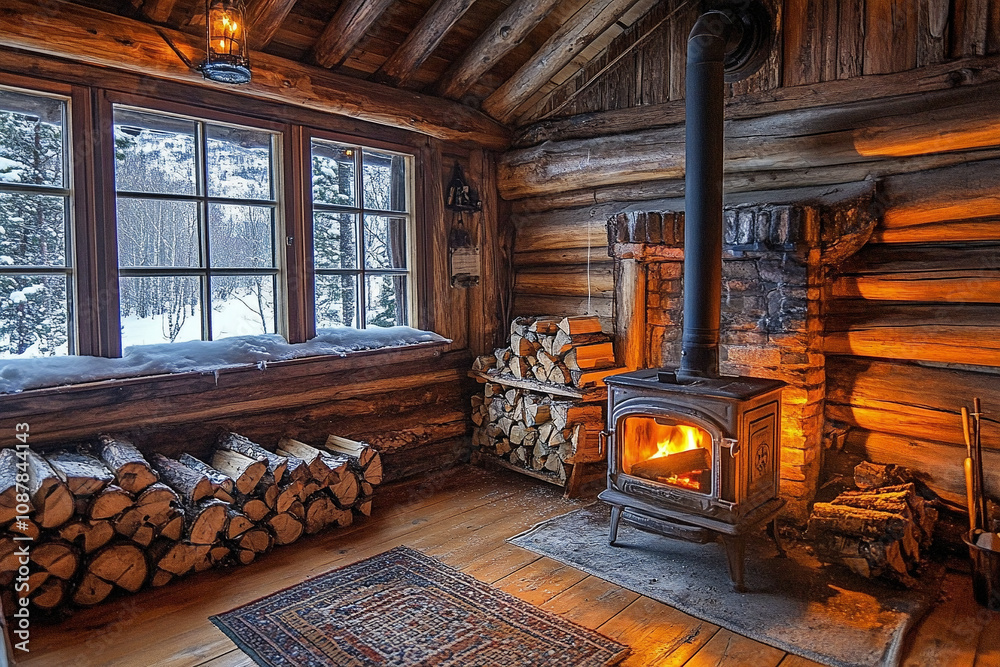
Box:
left=200, top=0, right=251, bottom=84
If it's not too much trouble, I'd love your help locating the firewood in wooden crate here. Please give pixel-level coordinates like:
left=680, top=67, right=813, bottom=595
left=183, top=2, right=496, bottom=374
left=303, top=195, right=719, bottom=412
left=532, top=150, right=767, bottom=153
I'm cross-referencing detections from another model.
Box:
left=87, top=484, right=133, bottom=521
left=150, top=454, right=213, bottom=505
left=58, top=519, right=115, bottom=554
left=211, top=449, right=267, bottom=496
left=558, top=315, right=603, bottom=335
left=25, top=450, right=74, bottom=529
left=178, top=453, right=235, bottom=503
left=324, top=435, right=383, bottom=486
left=73, top=543, right=148, bottom=606
left=45, top=448, right=115, bottom=498
left=96, top=435, right=158, bottom=494
left=563, top=342, right=616, bottom=371
left=217, top=432, right=288, bottom=484
left=0, top=449, right=28, bottom=526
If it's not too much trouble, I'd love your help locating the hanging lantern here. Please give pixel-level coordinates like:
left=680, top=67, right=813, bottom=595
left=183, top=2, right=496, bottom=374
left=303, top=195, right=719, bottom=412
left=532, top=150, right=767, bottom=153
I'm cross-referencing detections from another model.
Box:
left=199, top=0, right=251, bottom=84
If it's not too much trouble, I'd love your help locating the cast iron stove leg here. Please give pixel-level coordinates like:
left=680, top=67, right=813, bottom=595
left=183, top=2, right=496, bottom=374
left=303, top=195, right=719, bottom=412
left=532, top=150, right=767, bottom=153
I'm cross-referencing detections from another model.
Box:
left=609, top=505, right=623, bottom=545
left=719, top=534, right=746, bottom=592
left=767, top=518, right=787, bottom=557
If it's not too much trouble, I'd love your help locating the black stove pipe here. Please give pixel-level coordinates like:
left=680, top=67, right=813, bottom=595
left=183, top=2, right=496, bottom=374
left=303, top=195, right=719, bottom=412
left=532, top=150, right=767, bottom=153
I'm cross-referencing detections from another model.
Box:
left=677, top=10, right=743, bottom=382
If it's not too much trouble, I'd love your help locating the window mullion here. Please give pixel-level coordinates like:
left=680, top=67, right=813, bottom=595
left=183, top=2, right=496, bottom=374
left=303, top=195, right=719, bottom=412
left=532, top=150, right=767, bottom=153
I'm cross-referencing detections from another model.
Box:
left=198, top=121, right=213, bottom=341
left=355, top=148, right=366, bottom=329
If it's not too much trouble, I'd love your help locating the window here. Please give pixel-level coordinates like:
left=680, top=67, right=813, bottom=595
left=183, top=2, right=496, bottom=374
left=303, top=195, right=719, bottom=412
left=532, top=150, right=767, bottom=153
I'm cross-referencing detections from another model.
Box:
left=0, top=86, right=72, bottom=358
left=311, top=139, right=414, bottom=329
left=113, top=107, right=281, bottom=347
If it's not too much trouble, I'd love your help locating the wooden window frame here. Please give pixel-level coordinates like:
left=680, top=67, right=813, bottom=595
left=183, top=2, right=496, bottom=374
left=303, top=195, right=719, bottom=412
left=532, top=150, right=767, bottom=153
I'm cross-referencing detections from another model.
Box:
left=304, top=129, right=419, bottom=335
left=0, top=71, right=433, bottom=363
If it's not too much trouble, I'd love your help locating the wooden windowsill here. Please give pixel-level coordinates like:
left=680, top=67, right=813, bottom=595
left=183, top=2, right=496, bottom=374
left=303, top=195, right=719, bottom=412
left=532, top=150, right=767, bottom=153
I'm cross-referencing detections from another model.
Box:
left=0, top=340, right=451, bottom=407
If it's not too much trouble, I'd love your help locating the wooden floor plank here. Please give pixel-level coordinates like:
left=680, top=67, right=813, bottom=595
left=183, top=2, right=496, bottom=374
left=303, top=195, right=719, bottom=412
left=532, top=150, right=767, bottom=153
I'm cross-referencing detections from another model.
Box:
left=683, top=629, right=785, bottom=667
left=975, top=611, right=1000, bottom=666
left=494, top=556, right=591, bottom=606
left=777, top=654, right=828, bottom=667
left=195, top=648, right=253, bottom=667
left=459, top=542, right=544, bottom=583
left=598, top=596, right=720, bottom=667
left=902, top=571, right=989, bottom=667
left=540, top=574, right=641, bottom=629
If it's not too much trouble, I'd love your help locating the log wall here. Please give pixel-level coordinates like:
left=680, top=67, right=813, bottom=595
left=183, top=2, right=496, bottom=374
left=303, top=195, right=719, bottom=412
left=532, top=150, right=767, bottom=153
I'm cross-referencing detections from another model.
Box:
left=504, top=4, right=1000, bottom=515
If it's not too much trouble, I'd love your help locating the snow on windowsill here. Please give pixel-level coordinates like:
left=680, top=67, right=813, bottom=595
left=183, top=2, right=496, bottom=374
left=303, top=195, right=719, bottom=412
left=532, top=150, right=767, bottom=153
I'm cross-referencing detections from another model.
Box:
left=0, top=326, right=450, bottom=395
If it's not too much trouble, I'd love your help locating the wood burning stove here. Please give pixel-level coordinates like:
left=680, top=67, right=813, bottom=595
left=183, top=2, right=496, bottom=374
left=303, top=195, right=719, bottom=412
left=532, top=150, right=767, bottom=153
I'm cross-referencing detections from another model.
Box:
left=599, top=370, right=785, bottom=590
left=599, top=1, right=782, bottom=591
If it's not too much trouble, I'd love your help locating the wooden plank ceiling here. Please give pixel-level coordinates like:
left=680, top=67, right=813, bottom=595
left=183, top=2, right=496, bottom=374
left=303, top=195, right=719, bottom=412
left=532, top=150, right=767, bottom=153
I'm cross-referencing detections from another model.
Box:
left=65, top=0, right=662, bottom=128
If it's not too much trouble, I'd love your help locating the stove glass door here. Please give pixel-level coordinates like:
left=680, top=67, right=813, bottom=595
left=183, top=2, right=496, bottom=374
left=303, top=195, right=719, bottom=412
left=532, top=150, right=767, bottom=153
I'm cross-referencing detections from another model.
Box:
left=619, top=415, right=713, bottom=495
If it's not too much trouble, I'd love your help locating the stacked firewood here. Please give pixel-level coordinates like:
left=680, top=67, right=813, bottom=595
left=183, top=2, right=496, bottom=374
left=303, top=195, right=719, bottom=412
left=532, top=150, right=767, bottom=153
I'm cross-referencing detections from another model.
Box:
left=472, top=315, right=624, bottom=388
left=0, top=431, right=382, bottom=614
left=807, top=462, right=937, bottom=588
left=471, top=385, right=604, bottom=483
left=471, top=315, right=617, bottom=484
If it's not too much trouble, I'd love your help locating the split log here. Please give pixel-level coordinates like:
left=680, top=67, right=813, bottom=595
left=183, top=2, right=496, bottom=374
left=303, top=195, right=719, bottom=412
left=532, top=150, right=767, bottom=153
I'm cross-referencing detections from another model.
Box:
left=217, top=432, right=288, bottom=484
left=265, top=512, right=303, bottom=546
left=853, top=461, right=913, bottom=490
left=58, top=519, right=115, bottom=553
left=302, top=493, right=336, bottom=534
left=325, top=435, right=383, bottom=485
left=211, top=449, right=267, bottom=496
left=238, top=498, right=271, bottom=523
left=558, top=315, right=603, bottom=335
left=114, top=482, right=180, bottom=544
left=276, top=438, right=334, bottom=485
left=184, top=499, right=227, bottom=545
left=0, top=448, right=28, bottom=526
left=227, top=527, right=272, bottom=565
left=630, top=448, right=711, bottom=481
left=5, top=517, right=39, bottom=541
left=77, top=543, right=148, bottom=602
left=150, top=454, right=213, bottom=505
left=45, top=449, right=114, bottom=497
left=30, top=578, right=69, bottom=612
left=224, top=509, right=254, bottom=540
left=25, top=450, right=74, bottom=529
left=147, top=539, right=209, bottom=577
left=96, top=435, right=158, bottom=494
left=30, top=540, right=79, bottom=585
left=195, top=545, right=230, bottom=573
left=327, top=468, right=359, bottom=509
left=551, top=330, right=610, bottom=355
left=87, top=484, right=133, bottom=521
left=178, top=453, right=235, bottom=503
left=72, top=572, right=115, bottom=606
left=563, top=342, right=616, bottom=371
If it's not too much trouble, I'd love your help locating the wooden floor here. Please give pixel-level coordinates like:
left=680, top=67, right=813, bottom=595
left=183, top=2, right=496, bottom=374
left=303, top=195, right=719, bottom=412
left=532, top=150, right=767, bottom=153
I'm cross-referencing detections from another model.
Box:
left=20, top=466, right=1000, bottom=667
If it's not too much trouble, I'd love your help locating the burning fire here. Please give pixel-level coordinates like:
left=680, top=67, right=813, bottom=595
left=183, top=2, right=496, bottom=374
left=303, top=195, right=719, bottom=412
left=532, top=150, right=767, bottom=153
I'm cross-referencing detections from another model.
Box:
left=648, top=424, right=705, bottom=460
left=629, top=422, right=711, bottom=492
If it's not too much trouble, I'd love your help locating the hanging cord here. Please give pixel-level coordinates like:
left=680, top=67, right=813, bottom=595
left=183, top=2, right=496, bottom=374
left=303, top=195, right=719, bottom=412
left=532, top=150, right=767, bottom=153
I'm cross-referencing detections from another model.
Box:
left=536, top=0, right=699, bottom=123
left=586, top=211, right=593, bottom=315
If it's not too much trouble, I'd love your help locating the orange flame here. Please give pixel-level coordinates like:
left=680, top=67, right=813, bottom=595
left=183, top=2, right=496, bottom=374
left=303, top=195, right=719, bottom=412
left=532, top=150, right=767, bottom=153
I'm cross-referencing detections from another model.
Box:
left=648, top=424, right=706, bottom=460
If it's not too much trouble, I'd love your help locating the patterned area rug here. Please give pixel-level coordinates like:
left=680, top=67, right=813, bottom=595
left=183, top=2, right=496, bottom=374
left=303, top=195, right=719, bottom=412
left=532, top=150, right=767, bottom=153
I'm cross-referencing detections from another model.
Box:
left=211, top=546, right=629, bottom=666
left=509, top=504, right=944, bottom=667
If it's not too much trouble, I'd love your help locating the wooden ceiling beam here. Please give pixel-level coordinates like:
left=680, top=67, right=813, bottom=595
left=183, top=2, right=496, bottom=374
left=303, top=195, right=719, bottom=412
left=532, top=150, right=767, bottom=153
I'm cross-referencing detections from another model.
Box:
left=434, top=0, right=561, bottom=101
left=0, top=0, right=510, bottom=149
left=138, top=0, right=179, bottom=23
left=311, top=0, right=395, bottom=69
left=481, top=0, right=642, bottom=125
left=245, top=0, right=298, bottom=51
left=373, top=0, right=476, bottom=88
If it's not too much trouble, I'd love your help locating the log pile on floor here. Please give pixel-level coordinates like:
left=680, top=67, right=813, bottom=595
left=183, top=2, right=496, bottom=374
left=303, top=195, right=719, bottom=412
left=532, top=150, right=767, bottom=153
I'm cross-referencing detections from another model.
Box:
left=807, top=462, right=938, bottom=587
left=0, top=432, right=381, bottom=614
left=471, top=315, right=613, bottom=484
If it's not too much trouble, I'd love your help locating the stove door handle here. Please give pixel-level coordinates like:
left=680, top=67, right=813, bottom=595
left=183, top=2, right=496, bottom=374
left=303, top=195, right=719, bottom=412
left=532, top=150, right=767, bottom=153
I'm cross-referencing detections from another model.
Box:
left=599, top=431, right=609, bottom=457
left=723, top=437, right=740, bottom=458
